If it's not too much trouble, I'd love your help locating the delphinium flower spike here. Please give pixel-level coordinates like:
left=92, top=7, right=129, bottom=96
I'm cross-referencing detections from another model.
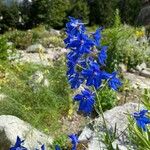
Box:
left=133, top=109, right=150, bottom=131
left=64, top=17, right=121, bottom=115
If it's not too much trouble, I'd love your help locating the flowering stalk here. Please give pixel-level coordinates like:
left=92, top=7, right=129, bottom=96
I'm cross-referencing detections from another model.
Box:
left=64, top=17, right=122, bottom=148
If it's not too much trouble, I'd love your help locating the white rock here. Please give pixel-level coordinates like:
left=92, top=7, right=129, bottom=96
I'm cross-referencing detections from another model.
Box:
left=0, top=93, right=7, bottom=101
left=26, top=44, right=47, bottom=53
left=136, top=62, right=147, bottom=72
left=119, top=63, right=127, bottom=73
left=79, top=103, right=142, bottom=150
left=0, top=115, right=53, bottom=150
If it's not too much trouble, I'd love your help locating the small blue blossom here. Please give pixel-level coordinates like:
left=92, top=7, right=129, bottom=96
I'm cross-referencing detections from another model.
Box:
left=101, top=71, right=121, bottom=90
left=69, top=134, right=78, bottom=150
left=98, top=46, right=108, bottom=65
left=66, top=33, right=94, bottom=54
left=81, top=61, right=102, bottom=89
left=66, top=17, right=85, bottom=36
left=68, top=73, right=84, bottom=89
left=133, top=109, right=150, bottom=131
left=10, top=136, right=27, bottom=150
left=92, top=27, right=103, bottom=47
left=74, top=89, right=95, bottom=114
left=108, top=72, right=122, bottom=90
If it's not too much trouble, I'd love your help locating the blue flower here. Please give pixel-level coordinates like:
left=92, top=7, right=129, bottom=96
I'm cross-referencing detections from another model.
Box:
left=10, top=136, right=27, bottom=150
left=133, top=109, right=150, bottom=131
left=55, top=145, right=61, bottom=150
left=69, top=134, right=78, bottom=150
left=108, top=72, right=122, bottom=90
left=68, top=73, right=84, bottom=89
left=41, top=145, right=45, bottom=150
left=92, top=27, right=103, bottom=47
left=98, top=46, right=108, bottom=65
left=66, top=17, right=85, bottom=36
left=81, top=61, right=102, bottom=89
left=101, top=71, right=121, bottom=90
left=74, top=89, right=95, bottom=114
left=66, top=33, right=94, bottom=55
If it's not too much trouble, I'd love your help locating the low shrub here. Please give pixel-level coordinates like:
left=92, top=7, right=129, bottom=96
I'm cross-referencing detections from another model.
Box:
left=102, top=26, right=149, bottom=71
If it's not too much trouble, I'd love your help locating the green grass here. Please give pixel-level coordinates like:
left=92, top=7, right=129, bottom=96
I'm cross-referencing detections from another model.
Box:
left=0, top=60, right=71, bottom=137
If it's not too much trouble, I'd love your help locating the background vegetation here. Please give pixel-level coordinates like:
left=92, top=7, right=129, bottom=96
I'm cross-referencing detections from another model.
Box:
left=0, top=0, right=148, bottom=33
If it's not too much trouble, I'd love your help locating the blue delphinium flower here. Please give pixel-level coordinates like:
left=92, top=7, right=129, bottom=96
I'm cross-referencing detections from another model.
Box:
left=66, top=33, right=94, bottom=55
left=81, top=61, right=102, bottom=89
left=92, top=27, right=103, bottom=47
left=69, top=134, right=78, bottom=150
left=66, top=17, right=85, bottom=36
left=101, top=71, right=122, bottom=90
left=107, top=72, right=122, bottom=90
left=65, top=17, right=121, bottom=114
left=68, top=73, right=84, bottom=89
left=133, top=109, right=150, bottom=131
left=10, top=136, right=27, bottom=150
left=98, top=46, right=108, bottom=65
left=74, top=89, right=95, bottom=114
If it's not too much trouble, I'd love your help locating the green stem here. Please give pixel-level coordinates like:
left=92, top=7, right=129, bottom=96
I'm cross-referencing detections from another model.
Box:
left=93, top=87, right=113, bottom=149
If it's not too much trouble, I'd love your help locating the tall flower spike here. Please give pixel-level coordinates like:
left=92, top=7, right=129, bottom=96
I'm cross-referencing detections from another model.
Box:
left=133, top=109, right=150, bottom=131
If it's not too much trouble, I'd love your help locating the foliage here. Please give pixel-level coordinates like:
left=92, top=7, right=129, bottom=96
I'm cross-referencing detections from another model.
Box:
left=19, top=0, right=32, bottom=29
left=0, top=37, right=9, bottom=61
left=102, top=26, right=148, bottom=71
left=48, top=0, right=71, bottom=28
left=2, top=25, right=64, bottom=50
left=69, top=0, right=89, bottom=23
left=0, top=1, right=20, bottom=33
left=88, top=0, right=118, bottom=26
left=96, top=86, right=117, bottom=112
left=119, top=0, right=142, bottom=25
left=0, top=61, right=71, bottom=136
left=128, top=89, right=150, bottom=150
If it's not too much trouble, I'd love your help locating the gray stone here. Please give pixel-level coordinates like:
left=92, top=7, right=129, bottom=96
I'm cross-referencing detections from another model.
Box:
left=0, top=115, right=53, bottom=150
left=118, top=63, right=127, bottom=73
left=125, top=72, right=150, bottom=89
left=26, top=44, right=47, bottom=53
left=136, top=62, right=147, bottom=72
left=140, top=69, right=150, bottom=78
left=49, top=29, right=61, bottom=36
left=0, top=93, right=7, bottom=101
left=79, top=103, right=143, bottom=150
left=28, top=71, right=50, bottom=92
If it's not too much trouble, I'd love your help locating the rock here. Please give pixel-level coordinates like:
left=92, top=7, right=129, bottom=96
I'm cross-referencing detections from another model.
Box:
left=0, top=115, right=53, bottom=150
left=140, top=69, right=150, bottom=78
left=26, top=44, right=47, bottom=53
left=79, top=103, right=143, bottom=150
left=119, top=63, right=127, bottom=73
left=28, top=71, right=49, bottom=92
left=125, top=72, right=150, bottom=89
left=49, top=29, right=61, bottom=36
left=136, top=62, right=147, bottom=72
left=0, top=93, right=7, bottom=101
